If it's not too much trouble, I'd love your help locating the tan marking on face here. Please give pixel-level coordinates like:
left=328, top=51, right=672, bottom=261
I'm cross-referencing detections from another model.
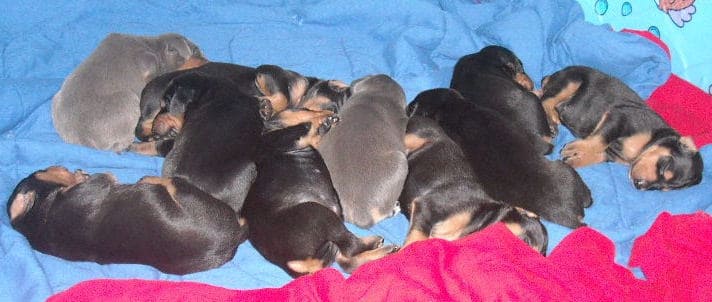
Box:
left=618, top=132, right=653, bottom=162
left=263, top=93, right=289, bottom=114
left=9, top=191, right=36, bottom=222
left=286, top=258, right=325, bottom=274
left=139, top=176, right=181, bottom=207
left=35, top=167, right=88, bottom=188
left=630, top=145, right=672, bottom=183
left=430, top=211, right=471, bottom=241
left=138, top=118, right=155, bottom=139
left=561, top=135, right=608, bottom=168
left=541, top=80, right=582, bottom=126
left=177, top=56, right=208, bottom=70
left=404, top=134, right=429, bottom=155
left=515, top=73, right=534, bottom=91
left=152, top=113, right=184, bottom=137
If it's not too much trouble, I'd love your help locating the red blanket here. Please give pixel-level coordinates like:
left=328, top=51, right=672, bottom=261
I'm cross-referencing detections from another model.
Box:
left=49, top=212, right=712, bottom=302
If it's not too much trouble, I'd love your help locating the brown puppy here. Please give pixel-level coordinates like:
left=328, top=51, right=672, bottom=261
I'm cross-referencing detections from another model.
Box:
left=408, top=88, right=592, bottom=229
left=541, top=66, right=703, bottom=190
left=399, top=115, right=548, bottom=253
left=242, top=110, right=397, bottom=278
left=7, top=166, right=242, bottom=275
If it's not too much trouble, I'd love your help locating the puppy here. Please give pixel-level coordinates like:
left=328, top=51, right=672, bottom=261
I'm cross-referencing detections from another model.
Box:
left=6, top=166, right=242, bottom=275
left=399, top=115, right=547, bottom=253
left=52, top=33, right=205, bottom=151
left=540, top=66, right=703, bottom=190
left=408, top=88, right=592, bottom=228
left=134, top=63, right=306, bottom=145
left=317, top=74, right=409, bottom=228
left=450, top=45, right=553, bottom=154
left=130, top=71, right=267, bottom=214
left=242, top=110, right=398, bottom=278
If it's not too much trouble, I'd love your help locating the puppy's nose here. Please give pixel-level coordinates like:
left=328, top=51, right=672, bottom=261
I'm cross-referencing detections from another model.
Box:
left=633, top=179, right=648, bottom=190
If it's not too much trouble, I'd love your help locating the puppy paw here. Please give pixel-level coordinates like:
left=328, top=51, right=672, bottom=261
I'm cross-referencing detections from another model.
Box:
left=317, top=114, right=340, bottom=135
left=561, top=139, right=605, bottom=168
left=258, top=97, right=274, bottom=120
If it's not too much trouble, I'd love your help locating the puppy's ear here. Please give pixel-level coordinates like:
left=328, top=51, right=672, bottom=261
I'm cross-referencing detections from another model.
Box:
left=9, top=191, right=36, bottom=223
left=680, top=136, right=698, bottom=152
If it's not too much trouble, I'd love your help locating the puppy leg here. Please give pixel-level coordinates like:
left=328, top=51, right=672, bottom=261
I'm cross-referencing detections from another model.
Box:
left=335, top=235, right=398, bottom=273
left=541, top=79, right=582, bottom=135
left=403, top=201, right=432, bottom=247
left=561, top=111, right=618, bottom=167
left=128, top=139, right=174, bottom=157
left=138, top=176, right=180, bottom=207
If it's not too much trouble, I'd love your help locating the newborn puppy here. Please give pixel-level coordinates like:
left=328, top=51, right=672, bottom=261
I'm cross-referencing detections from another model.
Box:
left=541, top=66, right=703, bottom=190
left=131, top=71, right=267, bottom=214
left=400, top=115, right=547, bottom=253
left=52, top=33, right=205, bottom=151
left=242, top=111, right=397, bottom=278
left=450, top=45, right=553, bottom=154
left=408, top=88, right=592, bottom=229
left=317, top=74, right=409, bottom=228
left=7, top=166, right=242, bottom=275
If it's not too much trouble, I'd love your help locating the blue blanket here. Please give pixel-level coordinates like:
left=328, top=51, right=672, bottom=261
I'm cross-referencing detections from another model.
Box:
left=1, top=1, right=710, bottom=301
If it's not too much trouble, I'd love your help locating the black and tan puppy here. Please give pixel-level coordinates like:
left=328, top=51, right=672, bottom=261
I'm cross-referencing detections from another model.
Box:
left=130, top=71, right=267, bottom=214
left=52, top=33, right=205, bottom=151
left=408, top=88, right=592, bottom=228
left=242, top=111, right=398, bottom=278
left=317, top=74, right=409, bottom=228
left=450, top=45, right=553, bottom=154
left=134, top=63, right=304, bottom=145
left=399, top=115, right=547, bottom=253
left=540, top=66, right=703, bottom=190
left=6, top=166, right=242, bottom=275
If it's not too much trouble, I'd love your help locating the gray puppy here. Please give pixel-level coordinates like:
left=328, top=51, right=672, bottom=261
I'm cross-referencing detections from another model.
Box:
left=52, top=33, right=205, bottom=151
left=317, top=74, right=408, bottom=228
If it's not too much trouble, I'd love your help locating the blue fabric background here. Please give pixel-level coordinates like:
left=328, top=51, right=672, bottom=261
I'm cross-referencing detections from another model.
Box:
left=0, top=1, right=709, bottom=301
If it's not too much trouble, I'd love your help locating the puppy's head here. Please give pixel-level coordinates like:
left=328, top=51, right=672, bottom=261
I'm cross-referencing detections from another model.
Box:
left=298, top=80, right=351, bottom=113
left=7, top=166, right=91, bottom=226
left=630, top=135, right=703, bottom=190
left=407, top=88, right=465, bottom=120
left=255, top=65, right=310, bottom=114
left=452, top=45, right=534, bottom=90
left=350, top=74, right=405, bottom=100
left=156, top=33, right=206, bottom=72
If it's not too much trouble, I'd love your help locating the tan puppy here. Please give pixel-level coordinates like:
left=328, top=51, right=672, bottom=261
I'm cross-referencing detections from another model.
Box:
left=317, top=74, right=408, bottom=228
left=52, top=33, right=205, bottom=151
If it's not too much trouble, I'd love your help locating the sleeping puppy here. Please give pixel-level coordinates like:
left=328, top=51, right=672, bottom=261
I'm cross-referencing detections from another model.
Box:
left=134, top=63, right=304, bottom=144
left=6, top=166, right=243, bottom=275
left=408, top=88, right=592, bottom=228
left=450, top=45, right=553, bottom=154
left=400, top=115, right=547, bottom=254
left=130, top=71, right=267, bottom=214
left=52, top=33, right=205, bottom=151
left=242, top=110, right=398, bottom=278
left=317, top=74, right=409, bottom=228
left=540, top=66, right=703, bottom=190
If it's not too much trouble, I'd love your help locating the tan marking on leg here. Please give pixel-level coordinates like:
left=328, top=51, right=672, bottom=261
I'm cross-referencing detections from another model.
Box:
left=618, top=132, right=653, bottom=162
left=561, top=135, right=608, bottom=168
left=139, top=176, right=181, bottom=207
left=9, top=191, right=36, bottom=222
left=336, top=244, right=397, bottom=273
left=404, top=134, right=430, bottom=155
left=129, top=141, right=160, bottom=156
left=299, top=95, right=334, bottom=112
left=360, top=235, right=384, bottom=248
left=630, top=145, right=672, bottom=184
left=403, top=229, right=429, bottom=247
left=138, top=118, right=155, bottom=139
left=152, top=113, right=184, bottom=137
left=290, top=111, right=338, bottom=149
left=504, top=222, right=525, bottom=238
left=286, top=258, right=325, bottom=274
left=430, top=211, right=471, bottom=241
left=288, top=77, right=309, bottom=107
left=541, top=81, right=582, bottom=126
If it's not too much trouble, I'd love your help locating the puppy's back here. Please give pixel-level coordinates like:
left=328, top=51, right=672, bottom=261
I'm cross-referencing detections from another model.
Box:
left=318, top=75, right=408, bottom=228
